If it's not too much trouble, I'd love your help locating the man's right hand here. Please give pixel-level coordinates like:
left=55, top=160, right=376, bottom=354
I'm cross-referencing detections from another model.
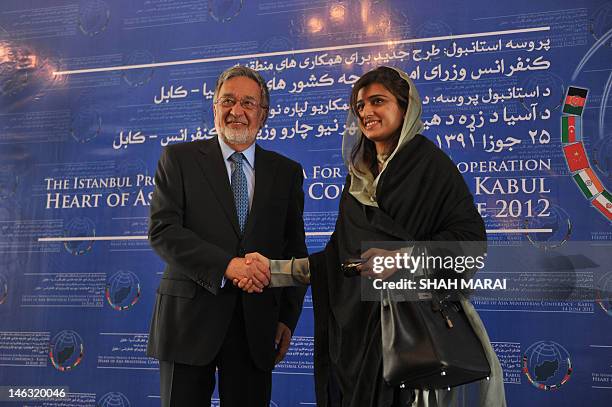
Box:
left=232, top=252, right=271, bottom=293
left=224, top=256, right=270, bottom=293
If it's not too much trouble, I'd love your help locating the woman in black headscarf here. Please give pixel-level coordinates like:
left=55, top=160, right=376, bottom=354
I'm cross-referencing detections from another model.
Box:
left=236, top=66, right=506, bottom=407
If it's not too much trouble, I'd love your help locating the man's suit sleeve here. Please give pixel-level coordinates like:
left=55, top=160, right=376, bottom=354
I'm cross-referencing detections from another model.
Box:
left=278, top=163, right=308, bottom=332
left=148, top=146, right=234, bottom=294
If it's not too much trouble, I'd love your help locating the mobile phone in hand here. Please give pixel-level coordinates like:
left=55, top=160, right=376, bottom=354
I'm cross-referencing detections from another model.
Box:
left=341, top=258, right=366, bottom=277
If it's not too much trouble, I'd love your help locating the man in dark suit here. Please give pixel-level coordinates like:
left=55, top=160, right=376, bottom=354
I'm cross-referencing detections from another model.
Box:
left=147, top=66, right=307, bottom=407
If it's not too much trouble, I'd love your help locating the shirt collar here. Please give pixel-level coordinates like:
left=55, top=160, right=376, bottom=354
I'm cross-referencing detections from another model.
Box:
left=217, top=136, right=256, bottom=169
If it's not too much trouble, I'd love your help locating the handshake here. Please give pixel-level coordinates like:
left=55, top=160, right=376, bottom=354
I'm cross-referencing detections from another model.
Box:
left=224, top=252, right=271, bottom=293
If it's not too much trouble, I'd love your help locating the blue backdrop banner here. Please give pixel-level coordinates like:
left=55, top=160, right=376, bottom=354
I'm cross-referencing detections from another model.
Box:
left=0, top=0, right=610, bottom=406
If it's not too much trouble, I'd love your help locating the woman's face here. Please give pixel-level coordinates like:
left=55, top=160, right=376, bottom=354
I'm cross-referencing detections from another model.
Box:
left=355, top=83, right=405, bottom=152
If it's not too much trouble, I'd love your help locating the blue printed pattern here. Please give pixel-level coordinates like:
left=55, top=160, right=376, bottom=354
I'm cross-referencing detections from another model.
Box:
left=230, top=152, right=249, bottom=233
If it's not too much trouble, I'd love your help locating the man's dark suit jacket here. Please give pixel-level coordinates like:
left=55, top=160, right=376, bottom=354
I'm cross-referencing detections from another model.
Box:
left=146, top=137, right=307, bottom=371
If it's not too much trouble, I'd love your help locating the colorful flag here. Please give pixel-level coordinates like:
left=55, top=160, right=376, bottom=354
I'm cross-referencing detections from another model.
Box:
left=563, top=87, right=588, bottom=116
left=592, top=190, right=612, bottom=221
left=573, top=168, right=604, bottom=199
left=563, top=143, right=589, bottom=172
left=561, top=116, right=581, bottom=143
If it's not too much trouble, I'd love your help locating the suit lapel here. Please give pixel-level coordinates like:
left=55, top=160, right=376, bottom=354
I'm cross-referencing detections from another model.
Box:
left=196, top=139, right=241, bottom=237
left=243, top=145, right=278, bottom=239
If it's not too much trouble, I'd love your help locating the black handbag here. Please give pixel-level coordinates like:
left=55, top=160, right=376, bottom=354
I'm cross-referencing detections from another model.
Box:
left=380, top=285, right=491, bottom=390
left=365, top=204, right=491, bottom=389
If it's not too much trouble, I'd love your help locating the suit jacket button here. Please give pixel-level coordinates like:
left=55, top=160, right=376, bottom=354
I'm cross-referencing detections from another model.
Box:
left=238, top=248, right=246, bottom=257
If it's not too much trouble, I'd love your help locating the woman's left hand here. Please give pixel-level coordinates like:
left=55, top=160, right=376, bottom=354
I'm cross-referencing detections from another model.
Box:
left=358, top=247, right=402, bottom=280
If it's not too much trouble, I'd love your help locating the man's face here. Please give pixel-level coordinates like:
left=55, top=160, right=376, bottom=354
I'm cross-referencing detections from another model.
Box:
left=213, top=76, right=266, bottom=148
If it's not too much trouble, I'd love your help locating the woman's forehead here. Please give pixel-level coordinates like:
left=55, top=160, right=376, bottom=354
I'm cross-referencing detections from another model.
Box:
left=356, top=82, right=394, bottom=99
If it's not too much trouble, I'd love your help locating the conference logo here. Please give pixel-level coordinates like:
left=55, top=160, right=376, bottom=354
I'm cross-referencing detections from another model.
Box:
left=78, top=0, right=110, bottom=37
left=70, top=106, right=102, bottom=144
left=63, top=217, right=96, bottom=255
left=416, top=20, right=453, bottom=51
left=97, top=391, right=130, bottom=407
left=261, top=36, right=294, bottom=53
left=589, top=2, right=612, bottom=46
left=105, top=271, right=141, bottom=311
left=208, top=0, right=243, bottom=23
left=115, top=159, right=148, bottom=194
left=0, top=273, right=7, bottom=304
left=0, top=165, right=18, bottom=200
left=522, top=340, right=572, bottom=390
left=49, top=330, right=85, bottom=372
left=122, top=50, right=154, bottom=87
left=69, top=91, right=103, bottom=144
left=525, top=204, right=571, bottom=249
left=595, top=271, right=612, bottom=316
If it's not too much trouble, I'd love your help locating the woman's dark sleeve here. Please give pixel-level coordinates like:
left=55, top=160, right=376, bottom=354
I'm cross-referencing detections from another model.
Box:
left=423, top=150, right=487, bottom=293
left=429, top=152, right=486, bottom=243
left=309, top=233, right=337, bottom=407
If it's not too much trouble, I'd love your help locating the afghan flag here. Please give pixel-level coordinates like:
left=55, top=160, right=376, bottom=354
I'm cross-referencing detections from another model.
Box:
left=563, top=87, right=588, bottom=116
left=563, top=142, right=589, bottom=172
left=573, top=168, right=604, bottom=199
left=592, top=190, right=612, bottom=221
left=561, top=116, right=581, bottom=143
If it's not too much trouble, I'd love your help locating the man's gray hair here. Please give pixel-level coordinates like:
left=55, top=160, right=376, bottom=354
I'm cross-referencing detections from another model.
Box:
left=214, top=65, right=270, bottom=117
